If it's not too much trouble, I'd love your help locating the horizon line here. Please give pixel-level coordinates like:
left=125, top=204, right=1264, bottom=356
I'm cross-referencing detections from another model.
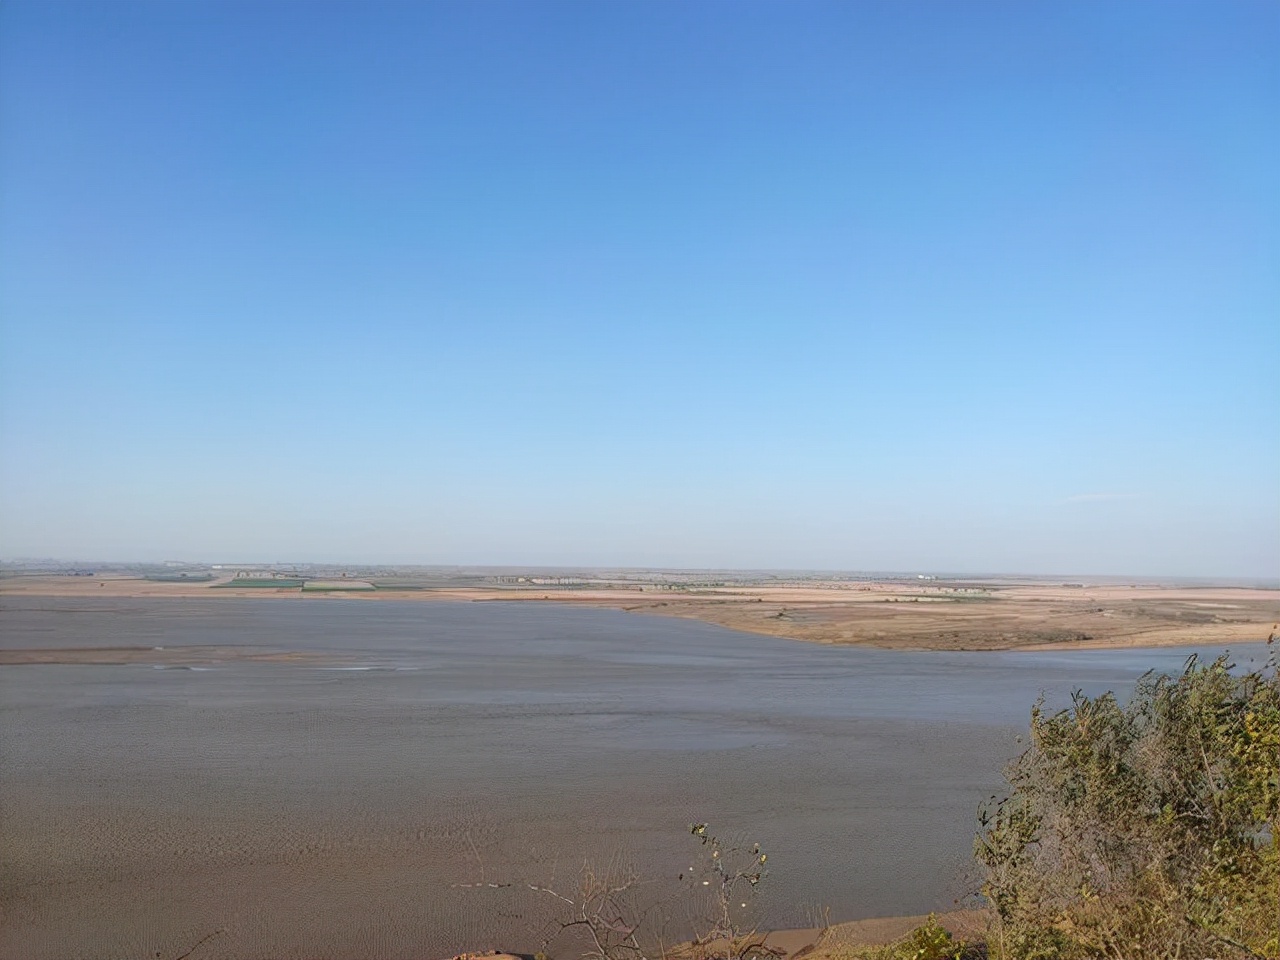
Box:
left=2, top=557, right=1277, bottom=586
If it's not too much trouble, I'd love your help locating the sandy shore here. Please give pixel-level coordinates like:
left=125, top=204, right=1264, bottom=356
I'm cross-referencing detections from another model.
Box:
left=449, top=908, right=986, bottom=960
left=4, top=574, right=1276, bottom=653
left=612, top=908, right=986, bottom=960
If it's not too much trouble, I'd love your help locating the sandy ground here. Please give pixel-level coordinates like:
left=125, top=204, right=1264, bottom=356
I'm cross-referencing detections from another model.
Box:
left=5, top=574, right=1277, bottom=653
left=666, top=908, right=986, bottom=958
left=443, top=908, right=986, bottom=960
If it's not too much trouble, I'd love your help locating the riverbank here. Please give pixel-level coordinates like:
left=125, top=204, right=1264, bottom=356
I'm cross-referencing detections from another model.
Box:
left=451, top=909, right=987, bottom=960
left=667, top=908, right=987, bottom=958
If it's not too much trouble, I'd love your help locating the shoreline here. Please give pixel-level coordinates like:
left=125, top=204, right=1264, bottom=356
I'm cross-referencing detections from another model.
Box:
left=3, top=575, right=1277, bottom=653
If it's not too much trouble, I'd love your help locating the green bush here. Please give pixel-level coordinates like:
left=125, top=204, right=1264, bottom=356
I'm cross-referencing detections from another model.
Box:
left=896, top=914, right=966, bottom=960
left=976, top=652, right=1280, bottom=959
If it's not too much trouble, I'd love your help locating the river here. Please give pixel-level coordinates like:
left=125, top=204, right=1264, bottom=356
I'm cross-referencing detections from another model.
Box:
left=1, top=597, right=1268, bottom=959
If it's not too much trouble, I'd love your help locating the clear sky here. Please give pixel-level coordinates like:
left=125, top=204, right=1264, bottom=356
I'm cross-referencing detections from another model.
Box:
left=1, top=1, right=1276, bottom=576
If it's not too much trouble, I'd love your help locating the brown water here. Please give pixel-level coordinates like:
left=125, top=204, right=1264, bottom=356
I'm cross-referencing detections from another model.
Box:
left=1, top=597, right=1267, bottom=960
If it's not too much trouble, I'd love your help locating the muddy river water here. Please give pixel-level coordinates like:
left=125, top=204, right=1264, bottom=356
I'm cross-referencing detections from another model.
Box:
left=1, top=597, right=1268, bottom=959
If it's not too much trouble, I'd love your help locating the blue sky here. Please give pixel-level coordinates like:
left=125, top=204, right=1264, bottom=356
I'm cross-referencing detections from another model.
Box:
left=1, top=1, right=1276, bottom=575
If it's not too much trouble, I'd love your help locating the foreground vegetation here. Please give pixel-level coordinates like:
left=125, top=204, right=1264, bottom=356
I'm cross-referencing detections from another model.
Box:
left=974, top=651, right=1279, bottom=959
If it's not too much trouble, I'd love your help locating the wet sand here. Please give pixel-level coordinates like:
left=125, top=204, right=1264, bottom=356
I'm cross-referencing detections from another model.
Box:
left=1, top=597, right=1272, bottom=959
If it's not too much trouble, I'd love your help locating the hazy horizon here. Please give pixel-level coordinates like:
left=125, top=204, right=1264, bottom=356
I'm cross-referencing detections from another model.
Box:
left=5, top=556, right=1278, bottom=587
left=2, top=1, right=1277, bottom=578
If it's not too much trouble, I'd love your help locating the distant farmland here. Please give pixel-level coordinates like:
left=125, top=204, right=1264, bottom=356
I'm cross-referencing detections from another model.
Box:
left=213, top=578, right=306, bottom=588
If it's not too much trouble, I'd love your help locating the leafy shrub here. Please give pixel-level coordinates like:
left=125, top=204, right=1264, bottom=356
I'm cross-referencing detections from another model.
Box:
left=976, top=653, right=1280, bottom=959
